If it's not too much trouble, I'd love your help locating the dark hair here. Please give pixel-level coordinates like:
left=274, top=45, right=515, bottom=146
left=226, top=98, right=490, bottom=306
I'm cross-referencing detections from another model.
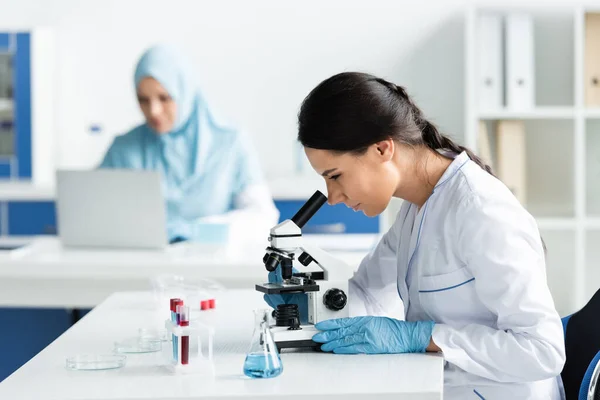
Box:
left=298, top=72, right=493, bottom=175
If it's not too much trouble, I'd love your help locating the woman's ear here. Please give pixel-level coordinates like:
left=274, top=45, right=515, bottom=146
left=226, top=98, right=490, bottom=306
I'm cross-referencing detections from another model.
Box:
left=373, top=139, right=394, bottom=162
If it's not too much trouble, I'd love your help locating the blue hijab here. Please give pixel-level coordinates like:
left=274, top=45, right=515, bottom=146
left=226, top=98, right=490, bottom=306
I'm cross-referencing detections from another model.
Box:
left=133, top=45, right=224, bottom=185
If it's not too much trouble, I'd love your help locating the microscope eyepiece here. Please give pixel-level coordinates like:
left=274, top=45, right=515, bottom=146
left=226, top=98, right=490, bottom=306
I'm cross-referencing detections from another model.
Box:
left=291, top=190, right=327, bottom=229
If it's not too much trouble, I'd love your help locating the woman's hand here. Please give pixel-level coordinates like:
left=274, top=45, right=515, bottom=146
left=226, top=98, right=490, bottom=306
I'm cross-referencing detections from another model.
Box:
left=312, top=316, right=435, bottom=354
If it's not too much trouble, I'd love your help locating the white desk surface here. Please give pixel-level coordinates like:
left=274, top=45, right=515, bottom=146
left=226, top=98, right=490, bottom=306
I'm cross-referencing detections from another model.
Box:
left=0, top=235, right=379, bottom=308
left=0, top=290, right=444, bottom=400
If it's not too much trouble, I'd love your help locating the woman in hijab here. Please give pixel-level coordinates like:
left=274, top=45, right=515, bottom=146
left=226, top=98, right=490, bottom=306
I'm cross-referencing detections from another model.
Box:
left=100, top=45, right=279, bottom=243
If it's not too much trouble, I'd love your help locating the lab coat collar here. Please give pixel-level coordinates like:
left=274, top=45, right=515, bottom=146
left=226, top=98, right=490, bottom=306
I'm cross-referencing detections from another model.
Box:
left=433, top=151, right=470, bottom=192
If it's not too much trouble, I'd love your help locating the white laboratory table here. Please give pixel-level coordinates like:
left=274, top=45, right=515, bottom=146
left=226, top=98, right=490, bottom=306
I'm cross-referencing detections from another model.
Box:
left=0, top=290, right=444, bottom=400
left=0, top=234, right=378, bottom=309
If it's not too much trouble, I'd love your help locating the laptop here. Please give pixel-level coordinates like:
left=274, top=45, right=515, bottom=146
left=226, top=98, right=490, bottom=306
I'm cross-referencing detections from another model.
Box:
left=56, top=169, right=168, bottom=250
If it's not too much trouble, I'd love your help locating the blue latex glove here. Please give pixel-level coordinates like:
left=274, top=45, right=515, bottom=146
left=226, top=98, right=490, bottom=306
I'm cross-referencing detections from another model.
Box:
left=263, top=266, right=308, bottom=324
left=312, top=316, right=435, bottom=354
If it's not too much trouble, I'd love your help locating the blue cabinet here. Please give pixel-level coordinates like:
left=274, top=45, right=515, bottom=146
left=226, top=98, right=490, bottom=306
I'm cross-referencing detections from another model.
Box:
left=0, top=160, right=10, bottom=176
left=0, top=33, right=9, bottom=50
left=7, top=201, right=56, bottom=235
left=0, top=308, right=71, bottom=382
left=274, top=200, right=379, bottom=234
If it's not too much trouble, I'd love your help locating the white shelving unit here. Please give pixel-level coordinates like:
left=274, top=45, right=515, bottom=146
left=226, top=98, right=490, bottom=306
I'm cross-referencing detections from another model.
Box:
left=478, top=106, right=577, bottom=120
left=465, top=5, right=600, bottom=316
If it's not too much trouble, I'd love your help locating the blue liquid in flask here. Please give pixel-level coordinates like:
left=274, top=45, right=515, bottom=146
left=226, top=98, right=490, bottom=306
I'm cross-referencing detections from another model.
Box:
left=243, top=352, right=283, bottom=378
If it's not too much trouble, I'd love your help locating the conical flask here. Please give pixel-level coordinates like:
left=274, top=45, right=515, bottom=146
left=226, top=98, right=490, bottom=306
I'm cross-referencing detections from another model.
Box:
left=243, top=309, right=283, bottom=378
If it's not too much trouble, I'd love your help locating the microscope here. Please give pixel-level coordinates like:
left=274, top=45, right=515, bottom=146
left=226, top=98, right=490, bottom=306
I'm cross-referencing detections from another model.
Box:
left=255, top=190, right=354, bottom=351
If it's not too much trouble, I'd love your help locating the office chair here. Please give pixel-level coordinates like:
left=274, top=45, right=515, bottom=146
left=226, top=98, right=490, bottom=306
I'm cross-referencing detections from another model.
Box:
left=582, top=352, right=600, bottom=400
left=561, top=288, right=600, bottom=400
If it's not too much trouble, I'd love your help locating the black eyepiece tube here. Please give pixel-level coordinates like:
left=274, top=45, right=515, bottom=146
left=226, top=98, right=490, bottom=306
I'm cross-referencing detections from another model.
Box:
left=291, top=190, right=327, bottom=228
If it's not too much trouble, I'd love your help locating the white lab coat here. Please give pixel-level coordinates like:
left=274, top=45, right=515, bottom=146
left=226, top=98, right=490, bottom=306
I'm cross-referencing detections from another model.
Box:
left=349, top=151, right=566, bottom=400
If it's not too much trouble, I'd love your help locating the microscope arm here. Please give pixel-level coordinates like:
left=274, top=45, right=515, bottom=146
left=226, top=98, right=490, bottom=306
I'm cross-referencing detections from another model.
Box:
left=298, top=243, right=354, bottom=282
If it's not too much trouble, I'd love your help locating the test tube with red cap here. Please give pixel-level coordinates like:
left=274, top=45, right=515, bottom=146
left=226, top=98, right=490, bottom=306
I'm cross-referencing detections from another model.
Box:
left=177, top=305, right=190, bottom=365
left=169, top=298, right=183, bottom=362
left=169, top=298, right=181, bottom=322
left=201, top=299, right=216, bottom=310
left=174, top=299, right=184, bottom=324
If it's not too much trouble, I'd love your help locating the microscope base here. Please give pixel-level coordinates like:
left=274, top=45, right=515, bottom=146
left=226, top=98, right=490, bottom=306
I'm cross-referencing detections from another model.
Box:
left=270, top=324, right=321, bottom=351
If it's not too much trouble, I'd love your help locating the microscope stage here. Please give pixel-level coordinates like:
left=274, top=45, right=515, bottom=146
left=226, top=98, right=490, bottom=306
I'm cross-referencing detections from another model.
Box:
left=255, top=282, right=320, bottom=294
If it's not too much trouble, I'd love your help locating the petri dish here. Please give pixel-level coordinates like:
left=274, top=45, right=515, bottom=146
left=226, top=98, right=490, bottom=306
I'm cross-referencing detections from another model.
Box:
left=139, top=328, right=169, bottom=342
left=66, top=354, right=126, bottom=370
left=114, top=337, right=162, bottom=354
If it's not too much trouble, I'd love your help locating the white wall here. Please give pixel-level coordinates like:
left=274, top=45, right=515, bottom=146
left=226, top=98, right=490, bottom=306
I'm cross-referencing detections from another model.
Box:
left=0, top=0, right=572, bottom=178
left=0, top=0, right=467, bottom=178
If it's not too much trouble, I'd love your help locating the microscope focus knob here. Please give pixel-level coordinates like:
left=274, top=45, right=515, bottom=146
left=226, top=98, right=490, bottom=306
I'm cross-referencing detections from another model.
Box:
left=324, top=288, right=347, bottom=311
left=298, top=252, right=314, bottom=266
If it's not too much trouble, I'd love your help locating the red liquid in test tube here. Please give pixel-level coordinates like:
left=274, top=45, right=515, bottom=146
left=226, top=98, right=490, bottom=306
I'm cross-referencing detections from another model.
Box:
left=177, top=305, right=190, bottom=365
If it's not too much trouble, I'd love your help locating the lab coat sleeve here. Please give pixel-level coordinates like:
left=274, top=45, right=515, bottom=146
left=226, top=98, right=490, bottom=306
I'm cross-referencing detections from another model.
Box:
left=431, top=194, right=566, bottom=383
left=193, top=133, right=279, bottom=240
left=349, top=210, right=404, bottom=319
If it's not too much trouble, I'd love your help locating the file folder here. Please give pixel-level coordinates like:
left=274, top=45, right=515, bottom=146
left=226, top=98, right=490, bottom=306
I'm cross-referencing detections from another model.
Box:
left=505, top=13, right=535, bottom=110
left=585, top=13, right=600, bottom=106
left=496, top=120, right=527, bottom=205
left=477, top=13, right=504, bottom=109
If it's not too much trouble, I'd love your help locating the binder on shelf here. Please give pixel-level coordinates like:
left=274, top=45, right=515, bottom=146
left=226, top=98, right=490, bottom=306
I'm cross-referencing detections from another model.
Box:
left=585, top=13, right=600, bottom=107
left=505, top=13, right=535, bottom=110
left=477, top=13, right=504, bottom=110
left=496, top=120, right=526, bottom=205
